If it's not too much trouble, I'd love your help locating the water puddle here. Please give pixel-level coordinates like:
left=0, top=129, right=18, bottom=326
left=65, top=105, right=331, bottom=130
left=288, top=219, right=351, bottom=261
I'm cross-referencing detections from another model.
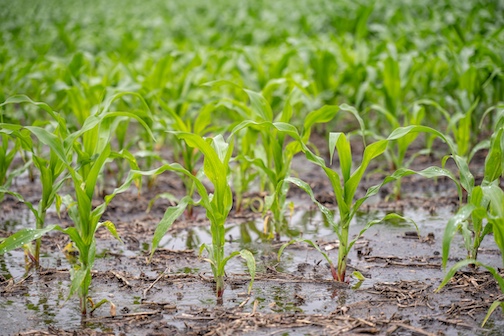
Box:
left=1, top=206, right=503, bottom=335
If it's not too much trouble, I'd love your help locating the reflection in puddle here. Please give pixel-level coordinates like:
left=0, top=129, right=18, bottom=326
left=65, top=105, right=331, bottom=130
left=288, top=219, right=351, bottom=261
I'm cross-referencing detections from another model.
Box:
left=255, top=284, right=303, bottom=313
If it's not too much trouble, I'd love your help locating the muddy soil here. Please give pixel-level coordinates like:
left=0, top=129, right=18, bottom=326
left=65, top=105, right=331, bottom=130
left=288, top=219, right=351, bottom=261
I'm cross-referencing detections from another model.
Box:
left=1, top=143, right=504, bottom=336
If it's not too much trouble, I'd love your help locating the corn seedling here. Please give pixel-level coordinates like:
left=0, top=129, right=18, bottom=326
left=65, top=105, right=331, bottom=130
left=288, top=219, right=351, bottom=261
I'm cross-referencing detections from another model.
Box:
left=269, top=123, right=461, bottom=282
left=0, top=96, right=71, bottom=265
left=436, top=181, right=504, bottom=326
left=283, top=131, right=419, bottom=282
left=137, top=133, right=256, bottom=300
left=441, top=125, right=503, bottom=266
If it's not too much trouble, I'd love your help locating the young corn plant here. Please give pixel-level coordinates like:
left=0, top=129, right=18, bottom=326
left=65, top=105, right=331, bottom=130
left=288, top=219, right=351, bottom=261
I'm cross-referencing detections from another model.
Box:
left=273, top=124, right=459, bottom=282
left=0, top=96, right=153, bottom=315
left=441, top=125, right=503, bottom=265
left=436, top=182, right=504, bottom=327
left=283, top=132, right=419, bottom=282
left=206, top=80, right=307, bottom=221
left=142, top=133, right=255, bottom=300
left=0, top=96, right=71, bottom=265
left=54, top=103, right=154, bottom=315
left=386, top=123, right=503, bottom=269
left=231, top=126, right=260, bottom=214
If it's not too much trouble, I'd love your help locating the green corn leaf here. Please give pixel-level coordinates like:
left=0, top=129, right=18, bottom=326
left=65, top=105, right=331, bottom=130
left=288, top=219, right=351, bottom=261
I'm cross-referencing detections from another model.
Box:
left=368, top=104, right=400, bottom=129
left=216, top=98, right=252, bottom=120
left=150, top=196, right=193, bottom=260
left=441, top=204, right=476, bottom=269
left=0, top=225, right=57, bottom=254
left=329, top=132, right=351, bottom=181
left=443, top=155, right=474, bottom=198
left=489, top=220, right=504, bottom=264
left=173, top=132, right=224, bottom=185
left=194, top=103, right=214, bottom=135
left=110, top=149, right=140, bottom=170
left=352, top=271, right=365, bottom=281
left=104, top=112, right=155, bottom=141
left=345, top=139, right=387, bottom=204
left=284, top=177, right=336, bottom=228
left=339, top=104, right=366, bottom=144
left=1, top=95, right=66, bottom=131
left=353, top=166, right=461, bottom=220
left=383, top=56, right=401, bottom=115
left=68, top=267, right=90, bottom=300
left=24, top=126, right=68, bottom=165
left=109, top=164, right=211, bottom=216
left=277, top=238, right=333, bottom=266
left=173, top=132, right=234, bottom=217
left=239, top=249, right=256, bottom=295
left=56, top=226, right=86, bottom=256
left=468, top=140, right=490, bottom=165
left=302, top=105, right=340, bottom=143
left=460, top=221, right=473, bottom=254
left=437, top=260, right=504, bottom=294
left=66, top=111, right=154, bottom=150
left=436, top=259, right=475, bottom=292
left=146, top=192, right=178, bottom=213
left=84, top=144, right=111, bottom=199
left=0, top=188, right=41, bottom=224
left=271, top=122, right=303, bottom=141
left=244, top=89, right=273, bottom=122
left=211, top=134, right=229, bottom=163
left=234, top=154, right=277, bottom=184
left=100, top=91, right=152, bottom=119
left=87, top=239, right=97, bottom=269
left=199, top=243, right=210, bottom=258
left=320, top=166, right=348, bottom=216
left=484, top=128, right=503, bottom=183
left=71, top=177, right=93, bottom=234
left=278, top=99, right=293, bottom=124
left=387, top=125, right=457, bottom=155
left=0, top=123, right=23, bottom=134
left=482, top=183, right=504, bottom=217
left=97, top=221, right=123, bottom=243
left=202, top=79, right=242, bottom=89
left=483, top=184, right=504, bottom=263
left=264, top=193, right=275, bottom=214
left=89, top=298, right=110, bottom=315
left=482, top=301, right=504, bottom=327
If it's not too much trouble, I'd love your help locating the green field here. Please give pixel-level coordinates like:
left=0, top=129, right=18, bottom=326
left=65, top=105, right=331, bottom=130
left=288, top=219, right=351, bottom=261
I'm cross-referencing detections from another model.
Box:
left=1, top=0, right=504, bottom=330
